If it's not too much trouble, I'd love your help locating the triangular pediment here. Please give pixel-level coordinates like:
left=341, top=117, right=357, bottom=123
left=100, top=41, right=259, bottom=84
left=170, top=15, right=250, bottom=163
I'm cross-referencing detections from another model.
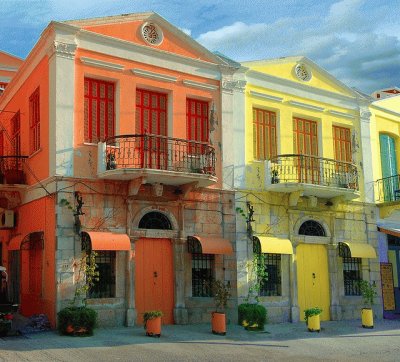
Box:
left=243, top=56, right=357, bottom=97
left=0, top=51, right=23, bottom=68
left=64, top=12, right=222, bottom=64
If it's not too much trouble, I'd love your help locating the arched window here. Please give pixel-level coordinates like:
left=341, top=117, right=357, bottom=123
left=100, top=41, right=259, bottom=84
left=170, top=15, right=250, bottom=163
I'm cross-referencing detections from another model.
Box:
left=298, top=220, right=326, bottom=236
left=138, top=211, right=172, bottom=230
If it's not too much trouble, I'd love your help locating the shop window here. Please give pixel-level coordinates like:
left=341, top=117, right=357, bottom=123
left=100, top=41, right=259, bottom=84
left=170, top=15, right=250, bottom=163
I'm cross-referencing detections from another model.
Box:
left=339, top=243, right=361, bottom=296
left=253, top=108, right=277, bottom=160
left=29, top=88, right=40, bottom=153
left=84, top=78, right=115, bottom=143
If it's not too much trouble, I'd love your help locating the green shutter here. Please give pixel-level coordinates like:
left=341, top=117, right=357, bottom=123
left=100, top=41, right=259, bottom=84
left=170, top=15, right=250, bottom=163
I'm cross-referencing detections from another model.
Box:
left=380, top=134, right=398, bottom=200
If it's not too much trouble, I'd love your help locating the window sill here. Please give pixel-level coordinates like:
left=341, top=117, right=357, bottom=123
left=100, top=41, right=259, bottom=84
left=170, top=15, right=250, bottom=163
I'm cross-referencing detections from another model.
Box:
left=29, top=148, right=42, bottom=159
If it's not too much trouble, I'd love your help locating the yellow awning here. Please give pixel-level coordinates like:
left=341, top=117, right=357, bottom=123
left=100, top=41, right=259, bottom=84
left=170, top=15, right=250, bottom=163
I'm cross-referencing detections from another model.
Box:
left=340, top=242, right=376, bottom=258
left=254, top=236, right=293, bottom=254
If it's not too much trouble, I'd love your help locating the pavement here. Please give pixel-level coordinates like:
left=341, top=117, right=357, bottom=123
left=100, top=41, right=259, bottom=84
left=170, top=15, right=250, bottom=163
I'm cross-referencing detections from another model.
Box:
left=1, top=318, right=400, bottom=361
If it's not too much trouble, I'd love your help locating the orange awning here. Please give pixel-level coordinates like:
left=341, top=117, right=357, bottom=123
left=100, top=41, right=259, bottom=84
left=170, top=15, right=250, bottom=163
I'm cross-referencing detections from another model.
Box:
left=82, top=232, right=131, bottom=251
left=378, top=226, right=400, bottom=238
left=190, top=236, right=233, bottom=255
left=8, top=234, right=23, bottom=251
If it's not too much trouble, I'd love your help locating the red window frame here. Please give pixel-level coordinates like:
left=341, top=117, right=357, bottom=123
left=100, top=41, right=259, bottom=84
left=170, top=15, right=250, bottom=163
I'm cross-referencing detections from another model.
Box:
left=187, top=98, right=209, bottom=154
left=0, top=131, right=3, bottom=157
left=253, top=108, right=277, bottom=160
left=29, top=88, right=40, bottom=154
left=84, top=78, right=115, bottom=143
left=11, top=111, right=21, bottom=156
left=135, top=89, right=167, bottom=135
left=333, top=125, right=352, bottom=162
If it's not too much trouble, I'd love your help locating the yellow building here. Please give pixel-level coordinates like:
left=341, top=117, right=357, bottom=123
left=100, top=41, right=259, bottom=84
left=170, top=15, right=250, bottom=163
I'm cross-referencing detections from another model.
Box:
left=223, top=56, right=381, bottom=323
left=370, top=92, right=400, bottom=317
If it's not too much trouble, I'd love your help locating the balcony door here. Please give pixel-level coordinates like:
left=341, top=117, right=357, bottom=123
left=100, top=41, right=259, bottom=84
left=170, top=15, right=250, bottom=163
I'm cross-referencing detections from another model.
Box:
left=293, top=118, right=319, bottom=184
left=136, top=89, right=168, bottom=170
left=380, top=134, right=398, bottom=201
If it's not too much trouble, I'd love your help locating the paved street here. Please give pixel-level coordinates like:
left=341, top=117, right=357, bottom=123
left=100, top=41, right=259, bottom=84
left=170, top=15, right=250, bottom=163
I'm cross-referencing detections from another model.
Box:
left=1, top=319, right=400, bottom=361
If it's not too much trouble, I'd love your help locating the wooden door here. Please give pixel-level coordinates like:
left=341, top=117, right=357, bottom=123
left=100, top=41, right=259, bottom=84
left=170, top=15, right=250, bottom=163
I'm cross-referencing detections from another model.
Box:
left=297, top=244, right=330, bottom=321
left=293, top=118, right=319, bottom=184
left=135, top=238, right=174, bottom=324
left=388, top=248, right=400, bottom=313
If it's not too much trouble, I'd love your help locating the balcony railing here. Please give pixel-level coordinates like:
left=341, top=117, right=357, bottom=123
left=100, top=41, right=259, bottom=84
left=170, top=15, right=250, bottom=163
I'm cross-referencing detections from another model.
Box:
left=269, top=154, right=359, bottom=190
left=0, top=156, right=28, bottom=185
left=103, top=134, right=215, bottom=175
left=375, top=174, right=400, bottom=202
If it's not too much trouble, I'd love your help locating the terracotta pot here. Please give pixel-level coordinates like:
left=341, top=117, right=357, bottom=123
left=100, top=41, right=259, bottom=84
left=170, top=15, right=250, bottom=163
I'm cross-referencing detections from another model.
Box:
left=145, top=316, right=162, bottom=337
left=211, top=312, right=226, bottom=335
left=65, top=325, right=74, bottom=334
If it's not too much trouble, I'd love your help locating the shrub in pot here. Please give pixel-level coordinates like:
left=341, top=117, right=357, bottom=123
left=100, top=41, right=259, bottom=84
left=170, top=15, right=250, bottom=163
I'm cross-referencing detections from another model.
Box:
left=238, top=303, right=267, bottom=331
left=143, top=310, right=163, bottom=337
left=304, top=307, right=322, bottom=332
left=211, top=280, right=231, bottom=335
left=359, top=280, right=377, bottom=329
left=57, top=252, right=99, bottom=336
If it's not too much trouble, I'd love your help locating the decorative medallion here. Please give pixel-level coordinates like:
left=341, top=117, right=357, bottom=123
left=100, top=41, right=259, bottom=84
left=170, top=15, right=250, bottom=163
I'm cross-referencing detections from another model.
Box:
left=294, top=63, right=312, bottom=81
left=141, top=22, right=163, bottom=46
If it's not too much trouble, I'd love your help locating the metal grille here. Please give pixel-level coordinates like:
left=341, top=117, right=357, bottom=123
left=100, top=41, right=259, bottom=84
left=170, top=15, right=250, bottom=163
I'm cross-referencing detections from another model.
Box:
left=191, top=253, right=214, bottom=297
left=260, top=253, right=281, bottom=297
left=88, top=251, right=116, bottom=298
left=339, top=243, right=361, bottom=295
left=138, top=211, right=172, bottom=230
left=387, top=234, right=400, bottom=246
left=298, top=220, right=326, bottom=236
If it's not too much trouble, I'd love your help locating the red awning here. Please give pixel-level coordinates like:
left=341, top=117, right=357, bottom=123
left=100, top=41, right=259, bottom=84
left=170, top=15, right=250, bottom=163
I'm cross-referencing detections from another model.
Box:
left=191, top=236, right=233, bottom=255
left=83, top=232, right=131, bottom=251
left=8, top=234, right=23, bottom=251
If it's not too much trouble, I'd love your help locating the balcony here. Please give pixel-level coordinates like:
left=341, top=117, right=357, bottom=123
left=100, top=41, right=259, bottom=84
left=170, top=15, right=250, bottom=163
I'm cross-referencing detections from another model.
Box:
left=97, top=134, right=217, bottom=188
left=266, top=154, right=359, bottom=199
left=375, top=175, right=400, bottom=203
left=0, top=155, right=27, bottom=185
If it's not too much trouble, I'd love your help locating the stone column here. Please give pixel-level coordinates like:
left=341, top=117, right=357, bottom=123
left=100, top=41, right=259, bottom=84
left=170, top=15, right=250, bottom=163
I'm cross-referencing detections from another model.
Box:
left=290, top=243, right=300, bottom=322
left=173, top=237, right=188, bottom=324
left=327, top=243, right=342, bottom=320
left=125, top=240, right=136, bottom=326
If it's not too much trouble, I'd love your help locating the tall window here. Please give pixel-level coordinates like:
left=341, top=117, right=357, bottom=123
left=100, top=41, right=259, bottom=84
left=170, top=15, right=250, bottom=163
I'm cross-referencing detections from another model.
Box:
left=187, top=98, right=209, bottom=149
left=253, top=108, right=277, bottom=160
left=339, top=243, right=361, bottom=296
left=135, top=89, right=167, bottom=135
left=380, top=134, right=398, bottom=201
left=89, top=251, right=116, bottom=298
left=333, top=125, right=352, bottom=162
left=0, top=131, right=3, bottom=157
left=84, top=78, right=115, bottom=143
left=11, top=111, right=21, bottom=155
left=29, top=88, right=40, bottom=153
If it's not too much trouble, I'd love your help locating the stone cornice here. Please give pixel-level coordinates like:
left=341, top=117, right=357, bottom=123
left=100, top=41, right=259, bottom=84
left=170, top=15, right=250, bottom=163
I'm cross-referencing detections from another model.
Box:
left=131, top=68, right=178, bottom=82
left=81, top=56, right=124, bottom=71
left=182, top=79, right=218, bottom=91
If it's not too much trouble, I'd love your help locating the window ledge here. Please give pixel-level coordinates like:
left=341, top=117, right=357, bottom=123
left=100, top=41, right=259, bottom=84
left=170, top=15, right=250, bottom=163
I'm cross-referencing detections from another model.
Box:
left=29, top=148, right=42, bottom=158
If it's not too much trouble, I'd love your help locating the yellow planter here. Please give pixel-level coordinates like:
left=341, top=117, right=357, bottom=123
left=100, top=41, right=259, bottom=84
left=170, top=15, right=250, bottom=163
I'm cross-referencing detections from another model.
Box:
left=307, top=314, right=321, bottom=332
left=361, top=308, right=373, bottom=329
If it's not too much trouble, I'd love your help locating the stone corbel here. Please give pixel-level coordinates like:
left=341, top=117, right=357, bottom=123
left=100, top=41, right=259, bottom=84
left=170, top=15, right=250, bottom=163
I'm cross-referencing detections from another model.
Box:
left=128, top=177, right=146, bottom=196
left=289, top=191, right=303, bottom=207
left=327, top=195, right=344, bottom=211
left=178, top=182, right=198, bottom=199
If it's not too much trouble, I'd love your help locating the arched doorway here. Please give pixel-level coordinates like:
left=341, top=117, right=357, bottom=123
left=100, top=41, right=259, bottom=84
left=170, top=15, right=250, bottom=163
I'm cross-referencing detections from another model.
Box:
left=135, top=211, right=174, bottom=325
left=296, top=220, right=330, bottom=321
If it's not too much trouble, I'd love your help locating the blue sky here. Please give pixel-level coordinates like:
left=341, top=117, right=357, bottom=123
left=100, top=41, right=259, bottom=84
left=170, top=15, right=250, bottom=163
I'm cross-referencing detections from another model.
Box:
left=1, top=0, right=399, bottom=94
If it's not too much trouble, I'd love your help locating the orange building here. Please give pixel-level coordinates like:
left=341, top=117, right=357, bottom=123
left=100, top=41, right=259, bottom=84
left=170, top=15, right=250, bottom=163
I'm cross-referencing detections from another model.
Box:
left=0, top=50, right=23, bottom=93
left=0, top=13, right=238, bottom=327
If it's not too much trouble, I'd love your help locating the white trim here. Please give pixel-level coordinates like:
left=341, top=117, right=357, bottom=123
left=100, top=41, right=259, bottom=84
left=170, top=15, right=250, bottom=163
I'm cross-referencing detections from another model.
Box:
left=80, top=57, right=124, bottom=71
left=0, top=76, right=11, bottom=82
left=246, top=70, right=359, bottom=110
left=371, top=104, right=400, bottom=119
left=327, top=110, right=356, bottom=119
left=0, top=66, right=18, bottom=72
left=182, top=80, right=218, bottom=91
left=287, top=100, right=324, bottom=112
left=131, top=68, right=178, bottom=83
left=249, top=90, right=283, bottom=103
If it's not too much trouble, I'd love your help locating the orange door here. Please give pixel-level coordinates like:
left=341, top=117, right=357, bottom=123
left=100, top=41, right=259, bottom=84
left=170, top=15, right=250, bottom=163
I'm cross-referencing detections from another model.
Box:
left=135, top=238, right=174, bottom=324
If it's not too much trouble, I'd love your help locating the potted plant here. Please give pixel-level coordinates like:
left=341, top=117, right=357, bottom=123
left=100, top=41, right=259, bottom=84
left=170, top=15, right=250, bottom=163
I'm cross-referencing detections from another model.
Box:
left=358, top=280, right=377, bottom=329
left=0, top=312, right=13, bottom=337
left=211, top=280, right=231, bottom=335
left=271, top=169, right=279, bottom=184
left=143, top=310, right=163, bottom=337
left=57, top=252, right=99, bottom=336
left=304, top=307, right=322, bottom=332
left=238, top=303, right=267, bottom=331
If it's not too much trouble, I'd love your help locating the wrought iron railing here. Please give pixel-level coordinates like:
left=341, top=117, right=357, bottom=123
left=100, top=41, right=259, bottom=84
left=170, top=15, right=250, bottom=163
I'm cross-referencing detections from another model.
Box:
left=104, top=134, right=216, bottom=175
left=269, top=154, right=359, bottom=190
left=375, top=174, right=400, bottom=202
left=0, top=156, right=27, bottom=184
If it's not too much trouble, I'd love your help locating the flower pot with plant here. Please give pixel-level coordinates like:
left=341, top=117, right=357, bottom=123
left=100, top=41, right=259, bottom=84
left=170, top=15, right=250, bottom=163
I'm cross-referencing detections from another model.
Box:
left=304, top=307, right=322, bottom=332
left=143, top=310, right=163, bottom=337
left=211, top=280, right=231, bottom=335
left=238, top=303, right=267, bottom=331
left=57, top=252, right=99, bottom=336
left=358, top=280, right=377, bottom=329
left=271, top=169, right=279, bottom=184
